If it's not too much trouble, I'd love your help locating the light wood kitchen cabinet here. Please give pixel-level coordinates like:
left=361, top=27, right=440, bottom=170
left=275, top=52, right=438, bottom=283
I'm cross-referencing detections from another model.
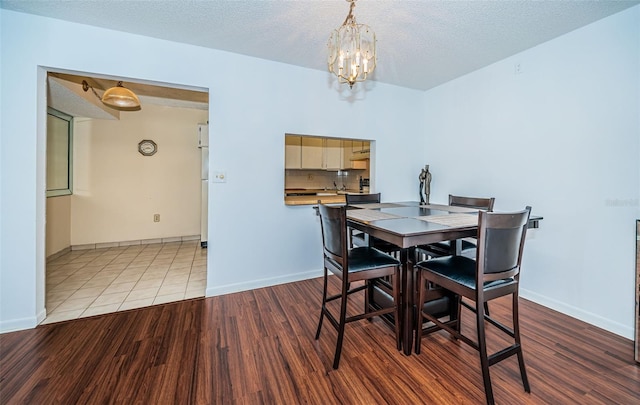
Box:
left=301, top=137, right=324, bottom=169
left=352, top=140, right=366, bottom=153
left=341, top=140, right=369, bottom=170
left=341, top=140, right=352, bottom=169
left=324, top=138, right=342, bottom=170
left=286, top=135, right=370, bottom=171
left=300, top=137, right=343, bottom=170
left=285, top=135, right=302, bottom=169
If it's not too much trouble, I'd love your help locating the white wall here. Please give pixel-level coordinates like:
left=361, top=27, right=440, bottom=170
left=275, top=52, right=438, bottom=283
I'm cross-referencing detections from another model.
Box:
left=423, top=6, right=640, bottom=338
left=0, top=10, right=426, bottom=332
left=46, top=195, right=71, bottom=257
left=3, top=6, right=637, bottom=339
left=72, top=104, right=207, bottom=245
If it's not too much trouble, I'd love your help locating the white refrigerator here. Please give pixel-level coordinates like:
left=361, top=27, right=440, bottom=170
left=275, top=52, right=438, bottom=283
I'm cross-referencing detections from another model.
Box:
left=198, top=123, right=209, bottom=248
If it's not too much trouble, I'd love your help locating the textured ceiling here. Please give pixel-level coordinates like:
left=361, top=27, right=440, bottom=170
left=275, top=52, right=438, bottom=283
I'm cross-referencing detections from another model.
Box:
left=2, top=0, right=638, bottom=91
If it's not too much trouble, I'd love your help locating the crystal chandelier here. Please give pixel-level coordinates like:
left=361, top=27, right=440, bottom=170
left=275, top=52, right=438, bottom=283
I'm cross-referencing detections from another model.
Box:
left=327, top=0, right=377, bottom=89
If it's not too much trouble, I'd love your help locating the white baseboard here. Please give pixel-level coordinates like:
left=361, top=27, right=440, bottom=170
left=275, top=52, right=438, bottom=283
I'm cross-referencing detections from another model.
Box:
left=520, top=288, right=634, bottom=340
left=47, top=246, right=71, bottom=261
left=206, top=269, right=323, bottom=297
left=37, top=308, right=47, bottom=325
left=72, top=235, right=201, bottom=251
left=0, top=316, right=38, bottom=334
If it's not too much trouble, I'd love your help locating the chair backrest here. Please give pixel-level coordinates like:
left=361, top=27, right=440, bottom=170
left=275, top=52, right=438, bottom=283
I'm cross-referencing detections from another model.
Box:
left=476, top=207, right=531, bottom=280
left=345, top=193, right=381, bottom=205
left=449, top=194, right=495, bottom=212
left=318, top=204, right=348, bottom=269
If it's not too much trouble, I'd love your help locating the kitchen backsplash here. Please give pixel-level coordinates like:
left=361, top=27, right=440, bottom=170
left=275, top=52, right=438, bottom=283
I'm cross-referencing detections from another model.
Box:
left=285, top=169, right=366, bottom=191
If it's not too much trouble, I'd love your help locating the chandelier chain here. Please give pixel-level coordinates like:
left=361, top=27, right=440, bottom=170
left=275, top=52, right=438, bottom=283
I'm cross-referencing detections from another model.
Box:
left=341, top=0, right=357, bottom=27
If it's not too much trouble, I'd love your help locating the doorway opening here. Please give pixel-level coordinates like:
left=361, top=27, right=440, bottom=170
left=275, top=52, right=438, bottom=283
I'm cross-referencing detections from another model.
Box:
left=42, top=69, right=209, bottom=324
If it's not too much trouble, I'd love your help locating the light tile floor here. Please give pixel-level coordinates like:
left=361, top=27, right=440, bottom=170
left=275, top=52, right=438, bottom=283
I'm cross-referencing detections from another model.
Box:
left=43, top=241, right=206, bottom=324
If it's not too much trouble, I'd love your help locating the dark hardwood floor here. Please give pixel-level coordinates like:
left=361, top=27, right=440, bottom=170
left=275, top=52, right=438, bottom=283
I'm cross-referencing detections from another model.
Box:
left=1, top=276, right=638, bottom=404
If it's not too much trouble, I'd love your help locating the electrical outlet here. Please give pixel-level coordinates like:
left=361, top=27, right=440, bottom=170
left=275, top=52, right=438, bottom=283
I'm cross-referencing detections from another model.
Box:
left=307, top=174, right=314, bottom=180
left=514, top=63, right=523, bottom=74
left=154, top=214, right=160, bottom=222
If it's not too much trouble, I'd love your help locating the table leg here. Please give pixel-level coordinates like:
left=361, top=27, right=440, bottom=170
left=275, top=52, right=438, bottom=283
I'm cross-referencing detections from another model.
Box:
left=401, top=248, right=415, bottom=355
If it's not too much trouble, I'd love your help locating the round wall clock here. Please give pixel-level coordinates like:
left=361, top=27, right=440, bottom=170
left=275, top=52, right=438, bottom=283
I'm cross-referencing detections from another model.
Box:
left=138, top=139, right=157, bottom=156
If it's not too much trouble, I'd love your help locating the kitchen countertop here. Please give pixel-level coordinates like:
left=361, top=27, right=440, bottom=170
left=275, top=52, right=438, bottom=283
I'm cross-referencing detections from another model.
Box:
left=284, top=188, right=364, bottom=205
left=285, top=194, right=347, bottom=206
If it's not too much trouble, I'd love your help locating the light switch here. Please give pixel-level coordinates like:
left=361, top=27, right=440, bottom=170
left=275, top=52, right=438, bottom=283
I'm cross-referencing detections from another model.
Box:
left=212, top=171, right=226, bottom=183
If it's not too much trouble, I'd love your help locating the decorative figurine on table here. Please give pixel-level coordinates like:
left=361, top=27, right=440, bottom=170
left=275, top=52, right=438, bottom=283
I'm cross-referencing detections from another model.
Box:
left=419, top=165, right=431, bottom=205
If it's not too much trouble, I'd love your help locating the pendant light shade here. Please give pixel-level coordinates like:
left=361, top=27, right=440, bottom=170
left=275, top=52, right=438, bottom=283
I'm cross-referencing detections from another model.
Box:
left=101, top=81, right=141, bottom=111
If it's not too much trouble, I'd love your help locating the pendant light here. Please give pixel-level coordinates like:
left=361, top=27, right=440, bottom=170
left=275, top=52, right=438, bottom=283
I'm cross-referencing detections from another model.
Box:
left=327, top=0, right=377, bottom=89
left=82, top=80, right=141, bottom=111
left=101, top=81, right=141, bottom=111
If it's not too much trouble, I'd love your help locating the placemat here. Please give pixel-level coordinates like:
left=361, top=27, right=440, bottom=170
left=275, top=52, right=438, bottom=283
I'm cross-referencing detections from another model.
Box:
left=420, top=204, right=478, bottom=213
left=347, top=209, right=402, bottom=222
left=351, top=203, right=405, bottom=209
left=416, top=213, right=478, bottom=227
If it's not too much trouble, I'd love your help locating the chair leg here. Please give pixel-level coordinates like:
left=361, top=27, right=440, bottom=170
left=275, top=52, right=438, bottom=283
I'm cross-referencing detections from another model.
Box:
left=453, top=294, right=462, bottom=334
left=513, top=293, right=531, bottom=393
left=476, top=300, right=495, bottom=405
left=414, top=270, right=424, bottom=354
left=365, top=280, right=373, bottom=322
left=392, top=271, right=401, bottom=351
left=332, top=279, right=350, bottom=369
left=484, top=302, right=490, bottom=316
left=315, top=268, right=328, bottom=340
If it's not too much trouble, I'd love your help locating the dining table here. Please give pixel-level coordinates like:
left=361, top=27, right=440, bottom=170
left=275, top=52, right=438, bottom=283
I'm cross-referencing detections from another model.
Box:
left=345, top=201, right=542, bottom=355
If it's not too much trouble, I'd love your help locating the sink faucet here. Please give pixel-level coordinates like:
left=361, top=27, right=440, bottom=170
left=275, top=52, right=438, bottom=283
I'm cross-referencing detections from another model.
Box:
left=333, top=181, right=338, bottom=190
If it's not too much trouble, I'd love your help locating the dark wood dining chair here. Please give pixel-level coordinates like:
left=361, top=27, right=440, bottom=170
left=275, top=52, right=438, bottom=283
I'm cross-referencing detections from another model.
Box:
left=418, top=194, right=495, bottom=259
left=345, top=193, right=400, bottom=254
left=344, top=192, right=381, bottom=205
left=415, top=207, right=532, bottom=405
left=417, top=194, right=496, bottom=317
left=345, top=192, right=381, bottom=248
left=315, top=203, right=401, bottom=369
left=345, top=193, right=402, bottom=325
